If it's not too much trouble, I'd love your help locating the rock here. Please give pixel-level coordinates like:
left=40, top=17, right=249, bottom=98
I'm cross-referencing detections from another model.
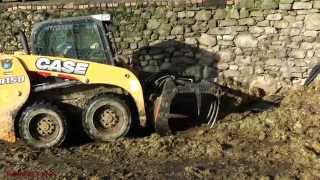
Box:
left=195, top=10, right=212, bottom=21
left=140, top=60, right=148, bottom=67
left=279, top=3, right=292, bottom=10
left=185, top=11, right=195, bottom=18
left=147, top=19, right=160, bottom=30
left=228, top=65, right=238, bottom=70
left=235, top=56, right=251, bottom=64
left=198, top=33, right=217, bottom=47
left=279, top=0, right=293, bottom=3
left=304, top=31, right=318, bottom=37
left=218, top=49, right=235, bottom=62
left=218, top=40, right=234, bottom=46
left=208, top=19, right=217, bottom=28
left=224, top=70, right=240, bottom=77
left=274, top=20, right=289, bottom=29
left=239, top=0, right=255, bottom=9
left=158, top=23, right=172, bottom=36
left=249, top=76, right=281, bottom=95
left=219, top=19, right=237, bottom=26
left=160, top=62, right=173, bottom=70
left=260, top=0, right=279, bottom=9
left=182, top=18, right=196, bottom=25
left=257, top=20, right=270, bottom=27
left=305, top=14, right=320, bottom=30
left=290, top=21, right=303, bottom=28
left=185, top=37, right=198, bottom=46
left=266, top=58, right=281, bottom=66
left=249, top=26, right=264, bottom=34
left=218, top=63, right=229, bottom=70
left=177, top=12, right=186, bottom=18
left=293, top=2, right=312, bottom=9
left=171, top=25, right=184, bottom=35
left=214, top=9, right=226, bottom=20
left=291, top=72, right=303, bottom=78
left=255, top=66, right=265, bottom=74
left=142, top=12, right=152, bottom=19
left=208, top=27, right=233, bottom=35
left=239, top=18, right=255, bottom=26
left=240, top=8, right=249, bottom=18
left=266, top=13, right=282, bottom=20
left=265, top=27, right=277, bottom=34
left=235, top=33, right=258, bottom=48
left=290, top=50, right=306, bottom=59
left=250, top=11, right=264, bottom=17
left=173, top=57, right=195, bottom=65
left=166, top=11, right=175, bottom=18
left=143, top=65, right=159, bottom=72
left=223, top=35, right=235, bottom=41
left=154, top=7, right=166, bottom=18
left=228, top=9, right=240, bottom=19
left=300, top=42, right=313, bottom=50
left=309, top=142, right=320, bottom=154
left=314, top=1, right=320, bottom=9
left=290, top=28, right=300, bottom=36
left=130, top=43, right=138, bottom=50
left=240, top=66, right=254, bottom=75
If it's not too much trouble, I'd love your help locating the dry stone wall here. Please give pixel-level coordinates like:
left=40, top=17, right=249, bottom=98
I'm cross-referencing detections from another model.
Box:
left=1, top=0, right=320, bottom=91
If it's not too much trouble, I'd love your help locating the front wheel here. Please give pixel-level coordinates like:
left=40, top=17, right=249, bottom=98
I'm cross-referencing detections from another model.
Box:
left=18, top=102, right=67, bottom=148
left=82, top=95, right=131, bottom=141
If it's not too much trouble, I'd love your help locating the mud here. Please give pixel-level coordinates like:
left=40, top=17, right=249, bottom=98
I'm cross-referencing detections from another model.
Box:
left=0, top=84, right=319, bottom=179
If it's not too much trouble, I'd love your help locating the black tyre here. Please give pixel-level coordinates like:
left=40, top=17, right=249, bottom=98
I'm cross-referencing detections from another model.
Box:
left=82, top=95, right=131, bottom=141
left=18, top=102, right=67, bottom=148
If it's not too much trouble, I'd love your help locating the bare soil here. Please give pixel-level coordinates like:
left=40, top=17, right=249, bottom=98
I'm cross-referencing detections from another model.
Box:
left=0, top=84, right=319, bottom=179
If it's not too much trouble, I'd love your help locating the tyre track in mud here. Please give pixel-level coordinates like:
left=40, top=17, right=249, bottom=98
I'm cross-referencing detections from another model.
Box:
left=0, top=84, right=319, bottom=179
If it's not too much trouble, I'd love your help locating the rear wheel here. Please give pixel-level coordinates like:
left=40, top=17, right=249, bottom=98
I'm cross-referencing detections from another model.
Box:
left=82, top=95, right=131, bottom=141
left=18, top=102, right=67, bottom=148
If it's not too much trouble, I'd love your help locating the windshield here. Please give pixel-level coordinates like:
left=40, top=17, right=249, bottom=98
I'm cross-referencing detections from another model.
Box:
left=32, top=20, right=110, bottom=64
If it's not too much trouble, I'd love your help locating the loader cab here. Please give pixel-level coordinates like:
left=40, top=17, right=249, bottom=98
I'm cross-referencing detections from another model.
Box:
left=31, top=14, right=116, bottom=65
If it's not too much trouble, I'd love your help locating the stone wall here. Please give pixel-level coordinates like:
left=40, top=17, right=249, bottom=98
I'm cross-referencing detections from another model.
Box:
left=1, top=0, right=320, bottom=92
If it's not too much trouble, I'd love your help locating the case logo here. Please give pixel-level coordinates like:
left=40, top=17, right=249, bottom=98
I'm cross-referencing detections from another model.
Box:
left=36, top=57, right=89, bottom=75
left=1, top=59, right=13, bottom=70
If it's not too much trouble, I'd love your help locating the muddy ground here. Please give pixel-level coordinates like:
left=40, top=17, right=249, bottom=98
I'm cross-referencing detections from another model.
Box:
left=0, top=84, right=319, bottom=179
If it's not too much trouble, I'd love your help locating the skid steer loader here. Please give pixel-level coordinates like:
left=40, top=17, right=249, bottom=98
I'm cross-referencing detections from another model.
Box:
left=0, top=14, right=222, bottom=148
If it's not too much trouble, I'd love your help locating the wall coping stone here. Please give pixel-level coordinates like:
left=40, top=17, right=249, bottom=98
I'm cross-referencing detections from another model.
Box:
left=0, top=0, right=228, bottom=11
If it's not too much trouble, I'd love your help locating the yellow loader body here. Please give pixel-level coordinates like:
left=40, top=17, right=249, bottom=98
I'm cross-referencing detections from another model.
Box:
left=0, top=54, right=146, bottom=143
left=0, top=55, right=31, bottom=142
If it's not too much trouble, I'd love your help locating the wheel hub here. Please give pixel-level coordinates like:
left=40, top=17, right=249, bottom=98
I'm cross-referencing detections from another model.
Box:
left=36, top=117, right=56, bottom=136
left=99, top=108, right=119, bottom=129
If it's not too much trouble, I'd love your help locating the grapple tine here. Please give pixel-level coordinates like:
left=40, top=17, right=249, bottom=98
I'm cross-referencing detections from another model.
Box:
left=210, top=96, right=221, bottom=128
left=195, top=86, right=201, bottom=116
left=206, top=103, right=213, bottom=120
left=207, top=98, right=218, bottom=126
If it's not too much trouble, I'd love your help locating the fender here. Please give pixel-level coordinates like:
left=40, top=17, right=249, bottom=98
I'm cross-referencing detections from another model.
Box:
left=14, top=54, right=147, bottom=127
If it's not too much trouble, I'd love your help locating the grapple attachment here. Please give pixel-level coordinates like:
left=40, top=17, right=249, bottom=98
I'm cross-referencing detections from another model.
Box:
left=152, top=76, right=222, bottom=135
